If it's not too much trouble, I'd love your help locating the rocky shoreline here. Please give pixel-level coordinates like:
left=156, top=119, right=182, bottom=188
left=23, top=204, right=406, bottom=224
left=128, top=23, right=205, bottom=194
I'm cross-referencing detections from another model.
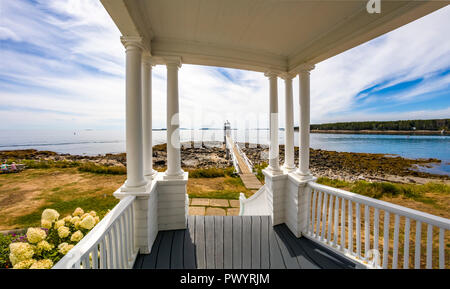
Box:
left=0, top=142, right=448, bottom=184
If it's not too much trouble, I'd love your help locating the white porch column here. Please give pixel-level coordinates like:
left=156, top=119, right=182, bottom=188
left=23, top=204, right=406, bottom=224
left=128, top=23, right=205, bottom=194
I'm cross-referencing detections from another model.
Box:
left=142, top=55, right=156, bottom=180
left=282, top=74, right=295, bottom=172
left=264, top=71, right=281, bottom=173
left=296, top=65, right=315, bottom=180
left=164, top=57, right=184, bottom=179
left=121, top=37, right=147, bottom=191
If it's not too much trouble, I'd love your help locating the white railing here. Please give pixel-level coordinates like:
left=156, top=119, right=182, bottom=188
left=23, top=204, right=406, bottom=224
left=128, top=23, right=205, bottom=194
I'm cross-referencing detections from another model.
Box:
left=305, top=182, right=449, bottom=269
left=235, top=143, right=253, bottom=172
left=53, top=196, right=137, bottom=269
left=226, top=136, right=240, bottom=173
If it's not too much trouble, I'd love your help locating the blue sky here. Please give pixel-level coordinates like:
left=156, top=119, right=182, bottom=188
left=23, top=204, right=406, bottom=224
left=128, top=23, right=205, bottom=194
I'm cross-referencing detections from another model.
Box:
left=0, top=0, right=449, bottom=130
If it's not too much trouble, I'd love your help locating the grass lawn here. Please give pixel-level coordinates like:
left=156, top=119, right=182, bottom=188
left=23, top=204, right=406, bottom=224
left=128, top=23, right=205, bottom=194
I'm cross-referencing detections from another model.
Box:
left=0, top=167, right=448, bottom=233
left=0, top=167, right=252, bottom=230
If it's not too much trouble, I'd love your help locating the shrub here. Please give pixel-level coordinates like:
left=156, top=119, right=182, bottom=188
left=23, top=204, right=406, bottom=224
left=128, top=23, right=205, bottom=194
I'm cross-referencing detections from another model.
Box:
left=6, top=207, right=103, bottom=269
left=0, top=234, right=14, bottom=269
left=188, top=167, right=235, bottom=178
left=78, top=163, right=126, bottom=175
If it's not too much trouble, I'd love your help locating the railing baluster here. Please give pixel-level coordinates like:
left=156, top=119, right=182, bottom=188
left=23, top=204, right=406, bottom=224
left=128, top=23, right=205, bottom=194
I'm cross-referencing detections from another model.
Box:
left=82, top=253, right=90, bottom=269
left=333, top=197, right=339, bottom=247
left=92, top=247, right=99, bottom=269
left=356, top=203, right=361, bottom=259
left=100, top=238, right=107, bottom=269
left=382, top=211, right=390, bottom=269
left=107, top=230, right=113, bottom=269
left=311, top=190, right=317, bottom=236
left=121, top=216, right=129, bottom=268
left=439, top=228, right=445, bottom=269
left=321, top=193, right=328, bottom=241
left=348, top=199, right=353, bottom=254
left=327, top=194, right=333, bottom=244
left=306, top=188, right=312, bottom=235
left=316, top=191, right=323, bottom=238
left=373, top=208, right=380, bottom=267
left=392, top=214, right=400, bottom=269
left=426, top=224, right=433, bottom=269
left=364, top=205, right=370, bottom=260
left=404, top=218, right=410, bottom=269
left=415, top=221, right=422, bottom=269
left=340, top=197, right=346, bottom=251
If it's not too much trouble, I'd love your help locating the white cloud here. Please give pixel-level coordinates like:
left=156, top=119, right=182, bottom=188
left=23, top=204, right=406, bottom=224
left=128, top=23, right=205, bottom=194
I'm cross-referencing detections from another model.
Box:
left=0, top=1, right=448, bottom=131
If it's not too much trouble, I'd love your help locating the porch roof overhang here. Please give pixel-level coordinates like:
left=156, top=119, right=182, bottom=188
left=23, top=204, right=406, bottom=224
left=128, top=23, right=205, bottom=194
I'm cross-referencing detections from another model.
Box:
left=101, top=0, right=447, bottom=74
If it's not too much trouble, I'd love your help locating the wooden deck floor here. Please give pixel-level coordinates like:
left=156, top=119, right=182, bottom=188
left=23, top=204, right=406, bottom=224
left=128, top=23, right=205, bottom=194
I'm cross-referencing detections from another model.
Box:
left=134, top=216, right=356, bottom=269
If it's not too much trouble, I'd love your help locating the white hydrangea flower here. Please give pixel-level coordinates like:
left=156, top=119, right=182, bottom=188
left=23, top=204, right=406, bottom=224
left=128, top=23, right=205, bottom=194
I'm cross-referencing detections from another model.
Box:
left=54, top=219, right=65, bottom=229
left=36, top=240, right=54, bottom=252
left=70, top=230, right=84, bottom=243
left=73, top=208, right=84, bottom=217
left=30, top=259, right=53, bottom=269
left=13, top=259, right=36, bottom=269
left=89, top=211, right=97, bottom=217
left=9, top=243, right=34, bottom=266
left=41, top=219, right=52, bottom=229
left=58, top=243, right=74, bottom=255
left=79, top=215, right=96, bottom=230
left=41, top=209, right=59, bottom=222
left=26, top=228, right=47, bottom=244
left=57, top=226, right=70, bottom=238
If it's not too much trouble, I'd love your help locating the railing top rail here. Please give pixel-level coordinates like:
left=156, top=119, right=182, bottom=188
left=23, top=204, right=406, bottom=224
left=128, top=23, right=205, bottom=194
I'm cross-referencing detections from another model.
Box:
left=308, top=182, right=450, bottom=230
left=53, top=195, right=136, bottom=269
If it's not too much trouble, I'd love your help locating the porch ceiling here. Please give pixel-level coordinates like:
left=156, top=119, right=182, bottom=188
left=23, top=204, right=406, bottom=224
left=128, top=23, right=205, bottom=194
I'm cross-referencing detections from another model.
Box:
left=101, top=0, right=447, bottom=73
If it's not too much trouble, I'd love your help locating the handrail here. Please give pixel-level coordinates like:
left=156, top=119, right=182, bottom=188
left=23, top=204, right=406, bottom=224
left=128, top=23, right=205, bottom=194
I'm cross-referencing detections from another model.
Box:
left=53, top=196, right=137, bottom=269
left=308, top=182, right=450, bottom=229
left=305, top=182, right=449, bottom=269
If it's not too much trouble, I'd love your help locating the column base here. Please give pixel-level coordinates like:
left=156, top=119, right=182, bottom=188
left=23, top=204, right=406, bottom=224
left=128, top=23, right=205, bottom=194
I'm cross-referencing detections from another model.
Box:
left=119, top=180, right=151, bottom=195
left=163, top=170, right=187, bottom=180
left=145, top=169, right=158, bottom=181
left=281, top=164, right=296, bottom=173
left=293, top=170, right=316, bottom=182
left=265, top=166, right=283, bottom=176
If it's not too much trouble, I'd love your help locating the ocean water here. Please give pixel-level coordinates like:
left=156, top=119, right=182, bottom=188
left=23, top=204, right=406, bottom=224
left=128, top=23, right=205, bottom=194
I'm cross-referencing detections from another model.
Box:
left=1, top=129, right=449, bottom=175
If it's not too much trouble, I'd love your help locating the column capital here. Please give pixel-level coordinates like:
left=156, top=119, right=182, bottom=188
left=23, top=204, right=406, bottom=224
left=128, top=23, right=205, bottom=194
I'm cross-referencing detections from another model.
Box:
left=280, top=72, right=296, bottom=81
left=162, top=56, right=182, bottom=69
left=264, top=71, right=279, bottom=79
left=142, top=54, right=156, bottom=67
left=296, top=63, right=315, bottom=74
left=121, top=36, right=150, bottom=52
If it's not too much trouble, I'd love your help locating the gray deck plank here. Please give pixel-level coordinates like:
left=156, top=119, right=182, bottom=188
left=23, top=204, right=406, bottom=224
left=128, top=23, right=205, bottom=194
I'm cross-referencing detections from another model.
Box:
left=214, top=216, right=224, bottom=269
left=273, top=226, right=301, bottom=269
left=195, top=215, right=206, bottom=269
left=242, top=216, right=252, bottom=268
left=232, top=216, right=242, bottom=269
left=260, top=216, right=270, bottom=269
left=205, top=216, right=215, bottom=269
left=276, top=225, right=319, bottom=269
left=184, top=216, right=197, bottom=269
left=156, top=230, right=174, bottom=269
left=223, top=216, right=233, bottom=269
left=142, top=231, right=163, bottom=269
left=268, top=220, right=286, bottom=269
left=136, top=216, right=357, bottom=270
left=171, top=230, right=185, bottom=269
left=251, top=216, right=261, bottom=269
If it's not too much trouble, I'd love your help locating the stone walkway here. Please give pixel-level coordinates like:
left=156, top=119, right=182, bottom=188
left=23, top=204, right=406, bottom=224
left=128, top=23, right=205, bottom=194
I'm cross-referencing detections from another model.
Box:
left=188, top=198, right=240, bottom=216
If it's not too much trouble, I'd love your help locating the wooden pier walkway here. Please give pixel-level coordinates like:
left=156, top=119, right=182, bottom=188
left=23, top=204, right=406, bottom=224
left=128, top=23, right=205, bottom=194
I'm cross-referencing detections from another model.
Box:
left=227, top=136, right=262, bottom=190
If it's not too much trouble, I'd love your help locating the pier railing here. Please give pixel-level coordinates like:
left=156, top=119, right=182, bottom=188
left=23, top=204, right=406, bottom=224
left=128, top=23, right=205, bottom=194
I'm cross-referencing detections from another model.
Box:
left=53, top=196, right=137, bottom=269
left=304, top=182, right=449, bottom=269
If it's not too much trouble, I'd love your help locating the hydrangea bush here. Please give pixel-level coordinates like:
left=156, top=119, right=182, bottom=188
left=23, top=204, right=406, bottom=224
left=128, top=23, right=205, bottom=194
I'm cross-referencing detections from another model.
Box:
left=8, top=207, right=101, bottom=269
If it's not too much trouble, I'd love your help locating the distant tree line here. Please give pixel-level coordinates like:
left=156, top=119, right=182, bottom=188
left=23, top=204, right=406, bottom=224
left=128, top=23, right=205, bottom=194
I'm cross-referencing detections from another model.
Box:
left=309, top=119, right=449, bottom=131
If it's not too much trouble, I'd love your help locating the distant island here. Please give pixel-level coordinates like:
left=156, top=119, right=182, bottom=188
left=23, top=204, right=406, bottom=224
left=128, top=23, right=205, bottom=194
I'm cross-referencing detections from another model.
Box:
left=295, top=119, right=449, bottom=135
